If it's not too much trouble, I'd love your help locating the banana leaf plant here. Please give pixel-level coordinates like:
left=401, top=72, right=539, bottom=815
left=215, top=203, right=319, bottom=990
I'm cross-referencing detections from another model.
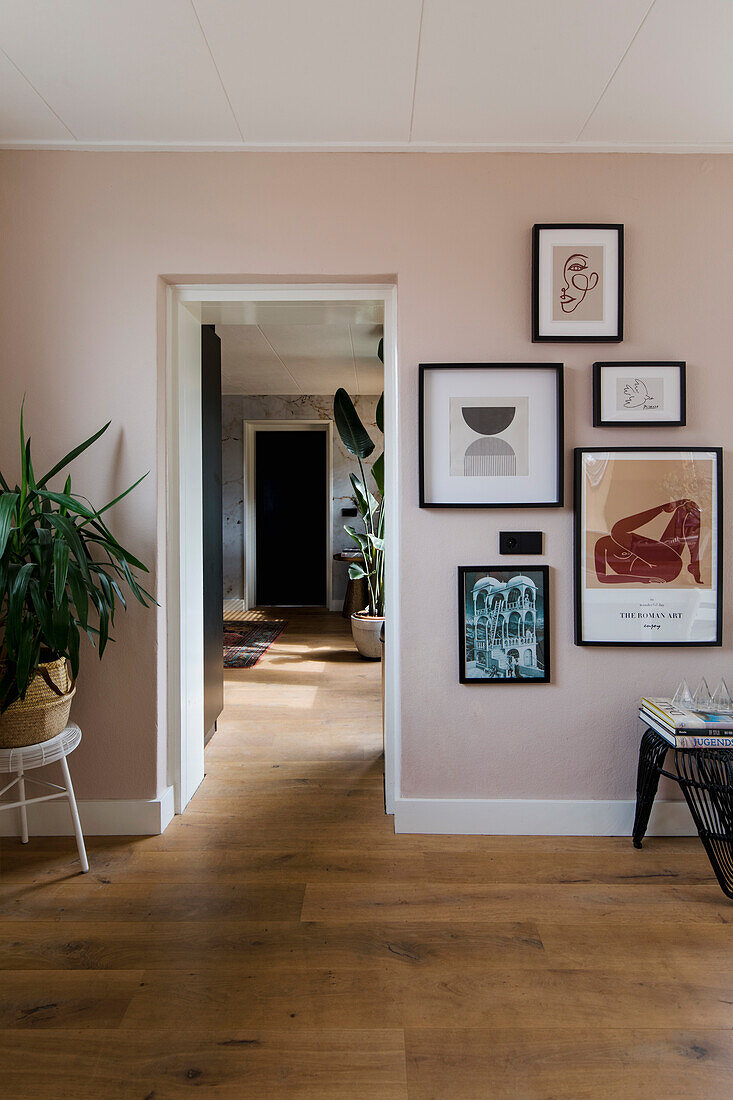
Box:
left=333, top=388, right=384, bottom=617
left=0, top=404, right=154, bottom=712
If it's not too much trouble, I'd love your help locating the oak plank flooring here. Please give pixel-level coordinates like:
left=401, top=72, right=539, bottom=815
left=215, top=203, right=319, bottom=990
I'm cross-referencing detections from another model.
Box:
left=119, top=966, right=733, bottom=1030
left=404, top=1029, right=733, bottom=1099
left=0, top=920, right=548, bottom=972
left=0, top=970, right=142, bottom=1029
left=0, top=1029, right=408, bottom=1099
left=0, top=881, right=305, bottom=922
left=63, top=844, right=712, bottom=885
left=1, top=607, right=732, bottom=1097
left=301, top=882, right=730, bottom=924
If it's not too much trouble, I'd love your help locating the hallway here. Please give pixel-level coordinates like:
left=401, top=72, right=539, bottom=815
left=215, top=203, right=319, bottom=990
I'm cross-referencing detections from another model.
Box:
left=0, top=612, right=732, bottom=1097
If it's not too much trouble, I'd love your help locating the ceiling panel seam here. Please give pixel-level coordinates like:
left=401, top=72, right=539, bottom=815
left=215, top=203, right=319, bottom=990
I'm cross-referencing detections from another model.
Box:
left=408, top=0, right=426, bottom=143
left=575, top=0, right=657, bottom=141
left=256, top=325, right=304, bottom=392
left=0, top=45, right=77, bottom=140
left=189, top=0, right=245, bottom=141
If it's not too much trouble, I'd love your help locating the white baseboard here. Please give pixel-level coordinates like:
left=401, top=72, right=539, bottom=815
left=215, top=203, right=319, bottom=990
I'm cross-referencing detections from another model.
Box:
left=393, top=797, right=695, bottom=836
left=0, top=785, right=175, bottom=837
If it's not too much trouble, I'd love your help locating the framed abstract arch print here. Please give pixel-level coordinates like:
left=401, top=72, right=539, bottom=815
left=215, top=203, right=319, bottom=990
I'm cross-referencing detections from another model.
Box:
left=419, top=364, right=564, bottom=507
left=574, top=448, right=723, bottom=646
left=533, top=224, right=623, bottom=342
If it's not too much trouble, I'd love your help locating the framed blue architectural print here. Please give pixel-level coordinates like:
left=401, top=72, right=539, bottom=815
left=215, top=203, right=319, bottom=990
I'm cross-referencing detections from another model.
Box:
left=458, top=565, right=551, bottom=684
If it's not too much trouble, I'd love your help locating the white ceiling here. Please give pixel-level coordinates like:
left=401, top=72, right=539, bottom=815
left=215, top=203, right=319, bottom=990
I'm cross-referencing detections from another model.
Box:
left=216, top=300, right=384, bottom=396
left=2, top=1, right=733, bottom=151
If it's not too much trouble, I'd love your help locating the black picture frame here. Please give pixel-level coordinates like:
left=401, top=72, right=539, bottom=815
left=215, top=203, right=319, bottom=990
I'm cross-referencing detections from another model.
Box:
left=574, top=447, right=723, bottom=647
left=419, top=363, right=564, bottom=508
left=458, top=565, right=551, bottom=684
left=592, top=361, right=687, bottom=427
left=532, top=223, right=624, bottom=343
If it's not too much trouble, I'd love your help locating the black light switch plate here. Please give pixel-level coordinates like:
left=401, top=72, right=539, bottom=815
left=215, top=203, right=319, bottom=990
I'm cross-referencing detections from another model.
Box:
left=341, top=507, right=358, bottom=517
left=500, top=531, right=543, bottom=555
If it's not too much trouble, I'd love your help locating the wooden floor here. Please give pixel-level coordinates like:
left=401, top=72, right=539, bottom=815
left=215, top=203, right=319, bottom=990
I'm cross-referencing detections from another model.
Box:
left=1, top=608, right=733, bottom=1097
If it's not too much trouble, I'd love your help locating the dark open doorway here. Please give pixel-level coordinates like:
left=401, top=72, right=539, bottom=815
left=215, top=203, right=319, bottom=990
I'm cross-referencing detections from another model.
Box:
left=254, top=428, right=328, bottom=606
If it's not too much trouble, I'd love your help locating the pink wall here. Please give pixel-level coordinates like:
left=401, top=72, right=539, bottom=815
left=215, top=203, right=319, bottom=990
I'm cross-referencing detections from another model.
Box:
left=1, top=151, right=731, bottom=805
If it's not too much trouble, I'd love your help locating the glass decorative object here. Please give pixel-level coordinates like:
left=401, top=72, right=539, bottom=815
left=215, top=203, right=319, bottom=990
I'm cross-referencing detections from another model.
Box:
left=672, top=680, right=694, bottom=709
left=711, top=678, right=733, bottom=714
left=693, top=677, right=713, bottom=711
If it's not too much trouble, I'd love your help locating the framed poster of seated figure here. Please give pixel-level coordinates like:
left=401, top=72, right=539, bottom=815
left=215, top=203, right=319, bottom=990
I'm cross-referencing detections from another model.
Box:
left=574, top=447, right=723, bottom=646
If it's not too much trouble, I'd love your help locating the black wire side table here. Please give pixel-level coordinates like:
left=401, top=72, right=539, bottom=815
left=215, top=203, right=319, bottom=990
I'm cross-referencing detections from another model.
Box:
left=633, top=727, right=733, bottom=899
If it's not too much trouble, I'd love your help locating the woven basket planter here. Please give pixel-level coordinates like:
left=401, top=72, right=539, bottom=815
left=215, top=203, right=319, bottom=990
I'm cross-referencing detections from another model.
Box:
left=0, top=657, right=76, bottom=748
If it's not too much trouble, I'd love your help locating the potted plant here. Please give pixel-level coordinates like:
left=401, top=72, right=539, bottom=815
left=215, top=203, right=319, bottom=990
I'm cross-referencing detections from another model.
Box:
left=0, top=405, right=153, bottom=747
left=333, top=387, right=384, bottom=659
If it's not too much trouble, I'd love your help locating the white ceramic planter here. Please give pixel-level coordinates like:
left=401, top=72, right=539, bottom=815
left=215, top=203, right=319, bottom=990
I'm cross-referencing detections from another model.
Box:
left=350, top=612, right=385, bottom=660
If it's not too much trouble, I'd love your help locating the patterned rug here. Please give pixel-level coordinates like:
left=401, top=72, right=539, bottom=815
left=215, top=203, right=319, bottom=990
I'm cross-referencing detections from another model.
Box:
left=223, top=620, right=288, bottom=668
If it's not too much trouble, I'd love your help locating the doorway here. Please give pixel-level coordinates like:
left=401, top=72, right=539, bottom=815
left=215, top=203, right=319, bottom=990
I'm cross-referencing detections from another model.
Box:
left=164, top=283, right=400, bottom=816
left=244, top=422, right=332, bottom=609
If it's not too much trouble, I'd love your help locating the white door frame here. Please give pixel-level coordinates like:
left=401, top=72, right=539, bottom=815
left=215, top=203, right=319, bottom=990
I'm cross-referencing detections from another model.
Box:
left=243, top=419, right=333, bottom=611
left=164, top=283, right=400, bottom=815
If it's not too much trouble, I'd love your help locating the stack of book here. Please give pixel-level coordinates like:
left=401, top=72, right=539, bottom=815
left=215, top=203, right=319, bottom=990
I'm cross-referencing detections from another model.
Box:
left=640, top=697, right=733, bottom=748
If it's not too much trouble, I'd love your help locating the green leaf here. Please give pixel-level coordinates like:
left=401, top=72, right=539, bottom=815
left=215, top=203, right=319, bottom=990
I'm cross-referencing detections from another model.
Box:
left=15, top=616, right=37, bottom=698
left=67, top=562, right=89, bottom=630
left=52, top=599, right=70, bottom=654
left=25, top=437, right=36, bottom=493
left=47, top=514, right=92, bottom=585
left=36, top=489, right=96, bottom=519
left=119, top=557, right=150, bottom=606
left=19, top=398, right=28, bottom=512
left=68, top=623, right=80, bottom=680
left=94, top=471, right=149, bottom=519
left=367, top=533, right=385, bottom=552
left=349, top=472, right=378, bottom=520
left=375, top=392, right=384, bottom=433
left=371, top=452, right=384, bottom=496
left=8, top=563, right=35, bottom=647
left=28, top=578, right=54, bottom=642
left=348, top=563, right=367, bottom=580
left=96, top=595, right=109, bottom=657
left=344, top=525, right=368, bottom=552
left=377, top=337, right=384, bottom=364
left=0, top=492, right=18, bottom=557
left=98, top=572, right=116, bottom=624
left=61, top=475, right=72, bottom=516
left=333, top=388, right=374, bottom=459
left=108, top=577, right=127, bottom=609
left=37, top=421, right=110, bottom=488
left=84, top=527, right=149, bottom=572
left=53, top=539, right=70, bottom=607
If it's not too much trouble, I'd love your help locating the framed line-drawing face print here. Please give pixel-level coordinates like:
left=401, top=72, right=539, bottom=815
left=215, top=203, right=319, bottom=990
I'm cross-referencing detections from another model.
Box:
left=459, top=566, right=551, bottom=684
left=593, top=362, right=686, bottom=427
left=419, top=364, right=564, bottom=508
left=533, top=224, right=623, bottom=342
left=574, top=448, right=723, bottom=647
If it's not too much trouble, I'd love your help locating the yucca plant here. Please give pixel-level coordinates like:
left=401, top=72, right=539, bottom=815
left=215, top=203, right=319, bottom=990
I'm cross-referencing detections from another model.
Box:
left=0, top=404, right=153, bottom=712
left=333, top=388, right=384, bottom=617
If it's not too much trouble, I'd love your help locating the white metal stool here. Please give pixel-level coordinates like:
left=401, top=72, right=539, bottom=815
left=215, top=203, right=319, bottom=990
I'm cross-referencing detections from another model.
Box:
left=0, top=723, right=89, bottom=873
